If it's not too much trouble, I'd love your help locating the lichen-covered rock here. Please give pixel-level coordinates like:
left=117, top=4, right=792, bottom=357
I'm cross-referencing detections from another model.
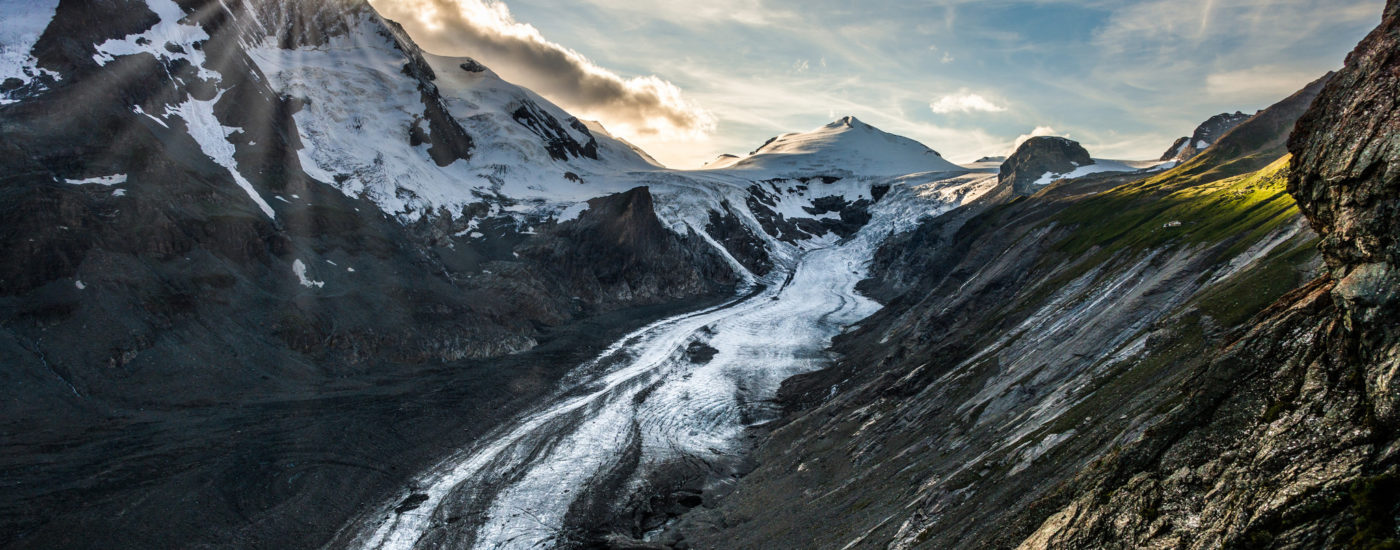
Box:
left=1289, top=0, right=1400, bottom=428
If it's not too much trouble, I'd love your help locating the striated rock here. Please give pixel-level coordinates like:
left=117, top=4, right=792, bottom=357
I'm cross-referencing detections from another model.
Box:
left=1000, top=136, right=1093, bottom=196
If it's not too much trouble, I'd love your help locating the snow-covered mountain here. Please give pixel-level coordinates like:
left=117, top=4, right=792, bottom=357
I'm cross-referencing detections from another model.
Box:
left=0, top=0, right=993, bottom=401
left=704, top=115, right=962, bottom=178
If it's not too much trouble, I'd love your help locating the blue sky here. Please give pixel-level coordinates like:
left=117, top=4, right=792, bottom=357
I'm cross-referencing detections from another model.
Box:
left=371, top=0, right=1383, bottom=168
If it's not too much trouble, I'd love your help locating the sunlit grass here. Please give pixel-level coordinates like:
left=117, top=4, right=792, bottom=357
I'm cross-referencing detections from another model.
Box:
left=1053, top=155, right=1299, bottom=260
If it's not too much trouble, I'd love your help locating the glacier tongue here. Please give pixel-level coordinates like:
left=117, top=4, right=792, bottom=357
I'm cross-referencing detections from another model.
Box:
left=345, top=175, right=989, bottom=550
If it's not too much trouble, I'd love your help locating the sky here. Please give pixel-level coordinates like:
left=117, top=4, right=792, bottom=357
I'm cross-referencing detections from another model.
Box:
left=368, top=0, right=1384, bottom=169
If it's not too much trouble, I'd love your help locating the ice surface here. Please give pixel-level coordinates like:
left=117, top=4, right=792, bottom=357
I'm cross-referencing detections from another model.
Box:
left=346, top=173, right=986, bottom=550
left=0, top=0, right=60, bottom=104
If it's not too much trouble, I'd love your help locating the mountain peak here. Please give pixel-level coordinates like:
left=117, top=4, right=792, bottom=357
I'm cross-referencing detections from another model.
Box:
left=710, top=117, right=961, bottom=178
left=830, top=115, right=864, bottom=128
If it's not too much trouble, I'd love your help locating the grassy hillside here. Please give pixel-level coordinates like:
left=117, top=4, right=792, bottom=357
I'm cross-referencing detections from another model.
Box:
left=1054, top=155, right=1299, bottom=259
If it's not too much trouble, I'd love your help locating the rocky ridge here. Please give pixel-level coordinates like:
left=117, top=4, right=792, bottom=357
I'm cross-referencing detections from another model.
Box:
left=1160, top=111, right=1252, bottom=162
left=999, top=136, right=1094, bottom=196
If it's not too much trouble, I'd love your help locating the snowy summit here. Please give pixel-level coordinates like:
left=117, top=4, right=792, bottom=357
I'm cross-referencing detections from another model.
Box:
left=703, top=116, right=962, bottom=178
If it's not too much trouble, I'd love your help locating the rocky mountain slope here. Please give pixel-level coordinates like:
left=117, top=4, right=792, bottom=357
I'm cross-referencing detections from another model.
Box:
left=666, top=54, right=1371, bottom=550
left=1160, top=111, right=1252, bottom=163
left=1013, top=5, right=1400, bottom=546
left=0, top=1, right=754, bottom=546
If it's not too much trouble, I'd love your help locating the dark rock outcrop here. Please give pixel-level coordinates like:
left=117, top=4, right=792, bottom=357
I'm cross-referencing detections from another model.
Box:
left=1159, top=111, right=1251, bottom=162
left=705, top=202, right=774, bottom=276
left=458, top=57, right=487, bottom=72
left=1289, top=0, right=1400, bottom=424
left=519, top=187, right=737, bottom=307
left=1000, top=136, right=1093, bottom=196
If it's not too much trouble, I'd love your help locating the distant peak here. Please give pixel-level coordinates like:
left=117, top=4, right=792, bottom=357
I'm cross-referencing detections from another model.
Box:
left=830, top=115, right=864, bottom=129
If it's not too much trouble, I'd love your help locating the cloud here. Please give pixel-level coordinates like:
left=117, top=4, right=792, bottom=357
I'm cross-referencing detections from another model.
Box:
left=367, top=0, right=714, bottom=144
left=571, top=0, right=792, bottom=27
left=1205, top=65, right=1327, bottom=101
left=1093, top=0, right=1381, bottom=62
left=1011, top=126, right=1064, bottom=152
left=930, top=92, right=1006, bottom=114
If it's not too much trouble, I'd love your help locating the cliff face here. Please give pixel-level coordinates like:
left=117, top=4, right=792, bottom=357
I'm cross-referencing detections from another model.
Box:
left=1289, top=0, right=1400, bottom=425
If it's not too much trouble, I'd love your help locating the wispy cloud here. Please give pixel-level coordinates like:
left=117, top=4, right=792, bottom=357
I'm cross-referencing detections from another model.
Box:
left=930, top=92, right=1006, bottom=114
left=1205, top=65, right=1329, bottom=101
left=368, top=0, right=714, bottom=146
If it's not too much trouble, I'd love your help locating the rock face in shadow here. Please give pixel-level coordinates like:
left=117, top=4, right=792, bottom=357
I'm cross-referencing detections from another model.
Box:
left=1000, top=136, right=1093, bottom=196
left=1289, top=0, right=1400, bottom=360
left=519, top=187, right=737, bottom=307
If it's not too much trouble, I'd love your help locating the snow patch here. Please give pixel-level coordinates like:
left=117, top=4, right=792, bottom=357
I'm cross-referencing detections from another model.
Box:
left=133, top=105, right=170, bottom=128
left=292, top=259, right=324, bottom=288
left=1033, top=158, right=1141, bottom=186
left=167, top=93, right=276, bottom=219
left=66, top=174, right=127, bottom=186
left=555, top=201, right=590, bottom=223
left=91, top=0, right=218, bottom=81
